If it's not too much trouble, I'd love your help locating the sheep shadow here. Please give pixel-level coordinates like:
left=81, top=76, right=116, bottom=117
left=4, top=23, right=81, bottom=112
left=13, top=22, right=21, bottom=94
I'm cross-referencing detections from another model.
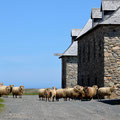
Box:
left=98, top=99, right=120, bottom=105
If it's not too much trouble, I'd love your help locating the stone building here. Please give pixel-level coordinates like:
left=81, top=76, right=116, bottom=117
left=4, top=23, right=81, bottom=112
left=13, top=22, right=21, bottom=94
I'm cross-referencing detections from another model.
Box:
left=76, top=0, right=120, bottom=95
left=56, top=0, right=120, bottom=94
left=59, top=29, right=81, bottom=88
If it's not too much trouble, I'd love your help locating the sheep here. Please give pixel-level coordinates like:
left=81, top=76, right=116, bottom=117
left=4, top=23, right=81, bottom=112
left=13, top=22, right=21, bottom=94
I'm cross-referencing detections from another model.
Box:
left=38, top=89, right=45, bottom=100
left=64, top=88, right=74, bottom=100
left=0, top=83, right=3, bottom=86
left=50, top=87, right=57, bottom=102
left=84, top=85, right=98, bottom=100
left=73, top=85, right=86, bottom=100
left=97, top=85, right=115, bottom=100
left=0, top=86, right=10, bottom=97
left=8, top=85, right=14, bottom=94
left=56, top=88, right=66, bottom=101
left=12, top=85, right=24, bottom=98
left=44, top=88, right=52, bottom=102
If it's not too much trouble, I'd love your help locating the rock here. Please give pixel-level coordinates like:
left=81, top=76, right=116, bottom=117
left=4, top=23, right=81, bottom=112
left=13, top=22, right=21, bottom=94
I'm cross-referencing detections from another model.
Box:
left=112, top=46, right=120, bottom=51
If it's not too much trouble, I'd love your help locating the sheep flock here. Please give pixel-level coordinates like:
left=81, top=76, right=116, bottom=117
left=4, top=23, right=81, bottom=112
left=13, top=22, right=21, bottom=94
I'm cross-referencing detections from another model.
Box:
left=0, top=82, right=116, bottom=101
left=38, top=85, right=116, bottom=102
left=0, top=83, right=24, bottom=98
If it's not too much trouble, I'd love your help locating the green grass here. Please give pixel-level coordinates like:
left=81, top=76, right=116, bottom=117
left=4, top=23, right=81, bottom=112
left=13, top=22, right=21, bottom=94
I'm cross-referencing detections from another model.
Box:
left=24, top=89, right=38, bottom=95
left=9, top=89, right=39, bottom=96
left=0, top=98, right=4, bottom=103
left=0, top=98, right=4, bottom=112
left=24, top=92, right=38, bottom=95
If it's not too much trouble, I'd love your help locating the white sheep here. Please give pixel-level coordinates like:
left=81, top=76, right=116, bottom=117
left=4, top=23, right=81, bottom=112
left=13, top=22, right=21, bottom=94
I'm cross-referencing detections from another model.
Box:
left=12, top=85, right=24, bottom=98
left=38, top=89, right=45, bottom=100
left=97, top=86, right=115, bottom=100
left=50, top=87, right=57, bottom=102
left=0, top=86, right=10, bottom=97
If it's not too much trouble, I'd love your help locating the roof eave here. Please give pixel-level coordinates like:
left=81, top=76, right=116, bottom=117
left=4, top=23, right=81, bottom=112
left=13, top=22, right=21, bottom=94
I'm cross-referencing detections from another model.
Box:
left=59, top=55, right=77, bottom=58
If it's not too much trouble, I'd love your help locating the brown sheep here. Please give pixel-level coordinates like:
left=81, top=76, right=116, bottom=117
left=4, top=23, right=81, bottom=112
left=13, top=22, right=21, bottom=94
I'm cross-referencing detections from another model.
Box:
left=0, top=86, right=10, bottom=97
left=0, top=83, right=3, bottom=86
left=12, top=85, right=24, bottom=98
left=44, top=88, right=52, bottom=102
left=50, top=87, right=57, bottom=102
left=74, top=85, right=85, bottom=100
left=97, top=86, right=115, bottom=100
left=64, top=88, right=74, bottom=100
left=38, top=89, right=45, bottom=100
left=84, top=85, right=98, bottom=100
left=56, top=89, right=66, bottom=101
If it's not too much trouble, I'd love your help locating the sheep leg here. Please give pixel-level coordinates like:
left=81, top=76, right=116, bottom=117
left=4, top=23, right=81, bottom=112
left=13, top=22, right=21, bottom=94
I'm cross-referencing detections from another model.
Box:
left=39, top=96, right=41, bottom=100
left=13, top=94, right=14, bottom=98
left=46, top=97, right=47, bottom=102
left=19, top=95, right=22, bottom=98
left=108, top=95, right=111, bottom=100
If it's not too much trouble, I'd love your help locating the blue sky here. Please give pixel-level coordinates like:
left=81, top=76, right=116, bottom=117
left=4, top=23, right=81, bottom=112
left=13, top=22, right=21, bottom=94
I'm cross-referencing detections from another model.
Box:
left=0, top=0, right=101, bottom=88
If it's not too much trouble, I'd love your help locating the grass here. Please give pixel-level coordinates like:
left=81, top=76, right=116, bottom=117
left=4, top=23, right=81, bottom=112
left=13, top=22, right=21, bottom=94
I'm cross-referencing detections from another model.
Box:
left=8, top=89, right=38, bottom=96
left=24, top=92, right=38, bottom=95
left=0, top=98, right=4, bottom=103
left=24, top=89, right=38, bottom=95
left=0, top=98, right=4, bottom=112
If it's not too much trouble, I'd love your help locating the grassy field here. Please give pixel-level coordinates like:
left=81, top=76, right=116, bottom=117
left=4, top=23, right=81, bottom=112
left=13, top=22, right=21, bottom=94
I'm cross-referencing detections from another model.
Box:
left=0, top=98, right=4, bottom=112
left=9, top=89, right=39, bottom=96
left=24, top=89, right=39, bottom=95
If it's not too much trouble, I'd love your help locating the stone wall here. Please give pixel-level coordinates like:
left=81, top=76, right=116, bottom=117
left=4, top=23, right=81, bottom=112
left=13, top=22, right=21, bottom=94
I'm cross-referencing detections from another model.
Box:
left=104, top=26, right=120, bottom=95
left=78, top=25, right=120, bottom=95
left=61, top=56, right=78, bottom=88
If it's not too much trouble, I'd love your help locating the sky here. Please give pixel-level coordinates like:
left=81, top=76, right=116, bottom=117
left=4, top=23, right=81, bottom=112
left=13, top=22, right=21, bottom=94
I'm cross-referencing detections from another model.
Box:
left=0, top=0, right=101, bottom=88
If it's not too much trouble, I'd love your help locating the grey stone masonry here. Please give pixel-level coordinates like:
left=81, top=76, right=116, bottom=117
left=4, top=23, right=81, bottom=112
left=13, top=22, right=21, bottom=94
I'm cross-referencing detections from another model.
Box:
left=104, top=25, right=120, bottom=95
left=62, top=56, right=78, bottom=88
left=78, top=25, right=120, bottom=95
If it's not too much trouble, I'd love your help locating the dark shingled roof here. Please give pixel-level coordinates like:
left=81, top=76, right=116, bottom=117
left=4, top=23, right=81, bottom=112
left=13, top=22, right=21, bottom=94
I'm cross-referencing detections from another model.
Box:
left=91, top=8, right=102, bottom=19
left=102, top=0, right=120, bottom=11
left=59, top=41, right=78, bottom=58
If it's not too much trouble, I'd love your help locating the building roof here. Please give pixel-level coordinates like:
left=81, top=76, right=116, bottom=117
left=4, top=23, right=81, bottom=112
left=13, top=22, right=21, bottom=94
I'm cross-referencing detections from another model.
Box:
left=59, top=41, right=78, bottom=58
left=101, top=0, right=120, bottom=11
left=77, top=18, right=92, bottom=39
left=101, top=7, right=120, bottom=24
left=71, top=29, right=82, bottom=37
left=76, top=6, right=120, bottom=41
left=91, top=8, right=102, bottom=19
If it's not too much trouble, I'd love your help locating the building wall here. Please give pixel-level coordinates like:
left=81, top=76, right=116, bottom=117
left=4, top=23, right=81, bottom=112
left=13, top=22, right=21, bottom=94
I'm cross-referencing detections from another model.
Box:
left=78, top=26, right=104, bottom=88
left=62, top=56, right=78, bottom=88
left=104, top=26, right=120, bottom=95
left=78, top=25, right=120, bottom=95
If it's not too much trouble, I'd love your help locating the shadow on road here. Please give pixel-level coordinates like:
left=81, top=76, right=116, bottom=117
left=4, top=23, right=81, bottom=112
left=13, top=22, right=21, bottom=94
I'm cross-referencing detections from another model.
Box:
left=98, top=99, right=120, bottom=105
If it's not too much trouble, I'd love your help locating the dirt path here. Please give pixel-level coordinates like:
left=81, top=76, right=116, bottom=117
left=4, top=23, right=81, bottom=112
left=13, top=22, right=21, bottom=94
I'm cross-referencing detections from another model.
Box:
left=0, top=95, right=120, bottom=120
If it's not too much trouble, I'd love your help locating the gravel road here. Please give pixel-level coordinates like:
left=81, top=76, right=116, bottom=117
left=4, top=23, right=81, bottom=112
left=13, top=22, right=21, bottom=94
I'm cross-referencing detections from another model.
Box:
left=0, top=95, right=120, bottom=120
